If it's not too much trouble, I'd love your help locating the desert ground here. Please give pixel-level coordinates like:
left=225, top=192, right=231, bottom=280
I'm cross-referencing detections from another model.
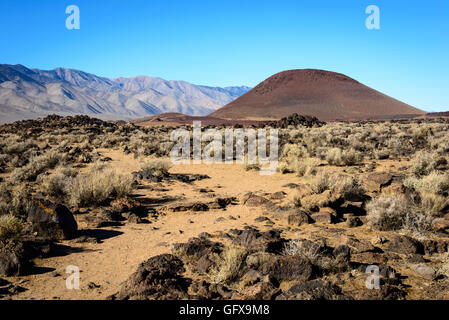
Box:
left=1, top=114, right=449, bottom=300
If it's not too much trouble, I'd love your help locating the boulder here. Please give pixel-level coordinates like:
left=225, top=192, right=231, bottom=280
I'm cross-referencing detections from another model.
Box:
left=287, top=210, right=310, bottom=227
left=300, top=190, right=332, bottom=211
left=232, top=228, right=285, bottom=253
left=363, top=172, right=393, bottom=192
left=242, top=193, right=271, bottom=207
left=261, top=256, right=313, bottom=283
left=113, top=254, right=189, bottom=300
left=276, top=280, right=349, bottom=300
left=386, top=235, right=423, bottom=255
left=0, top=241, right=26, bottom=276
left=311, top=208, right=336, bottom=224
left=27, top=201, right=78, bottom=240
left=410, top=263, right=437, bottom=280
left=234, top=282, right=279, bottom=300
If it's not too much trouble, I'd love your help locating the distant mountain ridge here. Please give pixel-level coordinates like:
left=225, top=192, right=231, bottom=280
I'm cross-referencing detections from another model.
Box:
left=0, top=64, right=250, bottom=124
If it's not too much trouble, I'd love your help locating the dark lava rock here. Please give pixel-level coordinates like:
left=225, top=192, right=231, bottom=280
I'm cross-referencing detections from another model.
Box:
left=172, top=237, right=223, bottom=260
left=276, top=280, right=349, bottom=300
left=232, top=228, right=286, bottom=253
left=0, top=241, right=26, bottom=276
left=261, top=256, right=313, bottom=283
left=113, top=254, right=189, bottom=300
left=0, top=238, right=53, bottom=276
left=292, top=239, right=351, bottom=274
left=288, top=210, right=310, bottom=227
left=27, top=201, right=78, bottom=240
left=386, top=235, right=423, bottom=255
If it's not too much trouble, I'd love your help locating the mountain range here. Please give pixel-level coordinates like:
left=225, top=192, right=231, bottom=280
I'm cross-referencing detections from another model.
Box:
left=0, top=64, right=250, bottom=124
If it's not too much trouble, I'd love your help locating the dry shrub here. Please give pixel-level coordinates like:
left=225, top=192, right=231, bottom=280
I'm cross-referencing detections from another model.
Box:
left=374, top=149, right=390, bottom=160
left=38, top=166, right=76, bottom=200
left=310, top=171, right=331, bottom=194
left=291, top=158, right=318, bottom=177
left=404, top=171, right=449, bottom=216
left=309, top=172, right=365, bottom=201
left=70, top=166, right=134, bottom=208
left=0, top=183, right=32, bottom=219
left=0, top=214, right=23, bottom=243
left=326, top=148, right=363, bottom=166
left=410, top=151, right=439, bottom=176
left=141, top=159, right=172, bottom=178
left=366, top=195, right=409, bottom=231
left=403, top=171, right=449, bottom=196
left=367, top=194, right=436, bottom=235
left=9, top=150, right=64, bottom=182
left=209, top=247, right=248, bottom=285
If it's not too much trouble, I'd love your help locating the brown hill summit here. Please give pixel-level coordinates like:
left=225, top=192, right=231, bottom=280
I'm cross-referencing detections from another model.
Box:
left=210, top=69, right=425, bottom=121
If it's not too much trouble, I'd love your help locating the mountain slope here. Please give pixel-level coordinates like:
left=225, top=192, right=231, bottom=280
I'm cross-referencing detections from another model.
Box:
left=0, top=64, right=250, bottom=124
left=210, top=69, right=425, bottom=121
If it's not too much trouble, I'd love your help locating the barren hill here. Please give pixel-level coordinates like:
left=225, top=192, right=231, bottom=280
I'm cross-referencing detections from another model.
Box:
left=210, top=69, right=425, bottom=121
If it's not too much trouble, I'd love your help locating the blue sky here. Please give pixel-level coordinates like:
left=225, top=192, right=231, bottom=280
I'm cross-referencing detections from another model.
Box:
left=1, top=0, right=448, bottom=111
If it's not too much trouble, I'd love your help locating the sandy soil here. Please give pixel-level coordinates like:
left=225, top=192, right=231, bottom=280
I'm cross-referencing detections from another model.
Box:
left=5, top=149, right=300, bottom=300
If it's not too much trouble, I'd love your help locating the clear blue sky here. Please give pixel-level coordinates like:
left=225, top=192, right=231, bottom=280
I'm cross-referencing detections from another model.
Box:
left=1, top=0, right=448, bottom=111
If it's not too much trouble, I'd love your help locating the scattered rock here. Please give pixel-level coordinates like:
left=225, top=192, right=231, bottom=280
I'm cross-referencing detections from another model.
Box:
left=277, top=280, right=349, bottom=300
left=262, top=256, right=313, bottom=283
left=232, top=228, right=285, bottom=253
left=386, top=235, right=423, bottom=255
left=242, top=193, right=272, bottom=207
left=409, top=264, right=437, bottom=280
left=113, top=254, right=188, bottom=300
left=364, top=172, right=393, bottom=192
left=311, top=208, right=336, bottom=224
left=287, top=210, right=310, bottom=227
left=27, top=201, right=78, bottom=240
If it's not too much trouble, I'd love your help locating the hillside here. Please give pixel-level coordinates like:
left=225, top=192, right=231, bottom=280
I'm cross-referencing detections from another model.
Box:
left=210, top=69, right=425, bottom=121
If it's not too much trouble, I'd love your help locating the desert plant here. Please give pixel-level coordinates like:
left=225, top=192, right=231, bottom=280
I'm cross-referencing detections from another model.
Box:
left=410, top=151, right=439, bottom=176
left=403, top=171, right=449, bottom=196
left=69, top=166, right=134, bottom=207
left=326, top=148, right=343, bottom=165
left=9, top=150, right=64, bottom=182
left=209, top=247, right=248, bottom=285
left=140, top=159, right=172, bottom=178
left=366, top=195, right=409, bottom=231
left=291, top=158, right=318, bottom=177
left=0, top=214, right=23, bottom=243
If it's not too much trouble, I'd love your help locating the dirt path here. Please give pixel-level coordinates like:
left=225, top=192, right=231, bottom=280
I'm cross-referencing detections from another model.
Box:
left=6, top=150, right=299, bottom=300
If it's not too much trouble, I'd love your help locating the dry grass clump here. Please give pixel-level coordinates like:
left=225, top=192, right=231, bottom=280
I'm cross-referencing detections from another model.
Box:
left=0, top=183, right=32, bottom=219
left=38, top=166, right=77, bottom=200
left=309, top=171, right=365, bottom=201
left=9, top=150, right=64, bottom=182
left=242, top=162, right=260, bottom=171
left=374, top=149, right=390, bottom=160
left=141, top=158, right=172, bottom=178
left=409, top=151, right=440, bottom=177
left=325, top=148, right=363, bottom=166
left=291, top=158, right=318, bottom=177
left=209, top=247, right=248, bottom=285
left=366, top=194, right=435, bottom=235
left=366, top=195, right=409, bottom=231
left=403, top=171, right=449, bottom=216
left=0, top=214, right=23, bottom=243
left=404, top=171, right=449, bottom=196
left=69, top=165, right=134, bottom=208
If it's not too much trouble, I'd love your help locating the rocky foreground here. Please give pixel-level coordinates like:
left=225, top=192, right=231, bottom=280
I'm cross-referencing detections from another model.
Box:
left=1, top=115, right=449, bottom=300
